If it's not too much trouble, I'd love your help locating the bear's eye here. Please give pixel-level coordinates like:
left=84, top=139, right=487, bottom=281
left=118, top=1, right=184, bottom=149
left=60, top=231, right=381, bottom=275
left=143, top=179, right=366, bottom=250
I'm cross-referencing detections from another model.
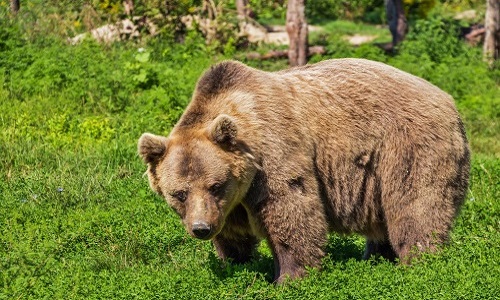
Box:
left=170, top=190, right=188, bottom=202
left=208, top=182, right=225, bottom=197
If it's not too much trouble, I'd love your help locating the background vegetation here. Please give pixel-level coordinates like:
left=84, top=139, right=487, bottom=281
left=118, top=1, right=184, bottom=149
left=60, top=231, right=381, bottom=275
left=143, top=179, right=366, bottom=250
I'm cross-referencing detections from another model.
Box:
left=0, top=0, right=498, bottom=299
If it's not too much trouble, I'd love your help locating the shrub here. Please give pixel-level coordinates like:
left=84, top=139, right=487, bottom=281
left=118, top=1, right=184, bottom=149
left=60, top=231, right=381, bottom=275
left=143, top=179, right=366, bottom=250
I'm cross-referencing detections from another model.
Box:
left=398, top=15, right=464, bottom=63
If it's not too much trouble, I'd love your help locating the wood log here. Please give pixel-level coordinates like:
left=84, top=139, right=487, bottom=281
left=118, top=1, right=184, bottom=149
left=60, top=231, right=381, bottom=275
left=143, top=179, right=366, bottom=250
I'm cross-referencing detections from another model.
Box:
left=465, top=27, right=486, bottom=46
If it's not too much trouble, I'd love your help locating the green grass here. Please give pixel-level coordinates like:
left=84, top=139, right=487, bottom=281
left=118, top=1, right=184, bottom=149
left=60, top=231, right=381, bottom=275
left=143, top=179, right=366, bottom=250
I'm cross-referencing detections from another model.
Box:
left=1, top=10, right=499, bottom=300
left=314, top=19, right=392, bottom=44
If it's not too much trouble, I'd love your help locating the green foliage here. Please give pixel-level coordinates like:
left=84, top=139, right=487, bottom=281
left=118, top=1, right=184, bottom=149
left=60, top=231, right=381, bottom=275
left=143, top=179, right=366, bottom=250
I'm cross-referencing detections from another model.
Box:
left=126, top=51, right=160, bottom=89
left=404, top=0, right=437, bottom=19
left=249, top=0, right=287, bottom=20
left=399, top=16, right=464, bottom=63
left=251, top=0, right=434, bottom=24
left=247, top=0, right=387, bottom=23
left=307, top=0, right=384, bottom=22
left=438, top=0, right=485, bottom=11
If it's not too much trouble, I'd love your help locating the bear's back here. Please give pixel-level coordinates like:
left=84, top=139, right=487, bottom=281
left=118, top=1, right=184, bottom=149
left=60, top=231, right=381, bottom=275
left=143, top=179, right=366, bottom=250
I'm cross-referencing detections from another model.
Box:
left=263, top=59, right=463, bottom=150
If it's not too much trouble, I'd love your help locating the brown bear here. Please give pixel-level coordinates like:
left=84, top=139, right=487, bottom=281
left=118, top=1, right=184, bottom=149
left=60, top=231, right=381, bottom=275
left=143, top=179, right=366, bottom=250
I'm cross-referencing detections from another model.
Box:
left=138, top=58, right=470, bottom=283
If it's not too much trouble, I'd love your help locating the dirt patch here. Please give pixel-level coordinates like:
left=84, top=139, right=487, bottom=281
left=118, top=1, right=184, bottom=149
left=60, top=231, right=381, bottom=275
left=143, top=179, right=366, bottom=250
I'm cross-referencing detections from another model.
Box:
left=343, top=34, right=378, bottom=46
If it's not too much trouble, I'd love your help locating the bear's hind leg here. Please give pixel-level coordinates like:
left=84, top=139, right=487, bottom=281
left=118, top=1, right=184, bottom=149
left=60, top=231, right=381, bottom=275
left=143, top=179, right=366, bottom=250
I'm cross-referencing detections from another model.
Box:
left=385, top=213, right=450, bottom=263
left=380, top=139, right=464, bottom=263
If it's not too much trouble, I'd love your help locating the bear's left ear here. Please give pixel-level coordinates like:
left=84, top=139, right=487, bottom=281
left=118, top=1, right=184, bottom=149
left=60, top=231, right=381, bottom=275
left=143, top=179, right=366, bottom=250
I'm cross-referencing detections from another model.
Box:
left=208, top=114, right=238, bottom=147
left=138, top=133, right=168, bottom=165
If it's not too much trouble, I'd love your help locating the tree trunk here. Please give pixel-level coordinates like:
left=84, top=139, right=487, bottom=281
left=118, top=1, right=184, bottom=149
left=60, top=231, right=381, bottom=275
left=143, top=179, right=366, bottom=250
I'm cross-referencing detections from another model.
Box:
left=484, top=0, right=500, bottom=64
left=236, top=0, right=250, bottom=19
left=123, top=0, right=134, bottom=16
left=385, top=0, right=407, bottom=47
left=10, top=0, right=20, bottom=14
left=286, top=0, right=308, bottom=66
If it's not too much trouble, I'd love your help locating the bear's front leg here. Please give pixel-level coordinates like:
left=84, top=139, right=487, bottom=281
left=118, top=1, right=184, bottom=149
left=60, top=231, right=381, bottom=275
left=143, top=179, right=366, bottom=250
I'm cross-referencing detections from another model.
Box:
left=212, top=233, right=258, bottom=264
left=212, top=204, right=259, bottom=264
left=258, top=183, right=329, bottom=283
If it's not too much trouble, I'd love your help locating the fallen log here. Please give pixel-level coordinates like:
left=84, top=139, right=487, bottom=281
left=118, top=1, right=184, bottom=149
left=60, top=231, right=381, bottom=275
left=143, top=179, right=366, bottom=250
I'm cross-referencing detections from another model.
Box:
left=69, top=16, right=157, bottom=45
left=465, top=27, right=485, bottom=46
left=246, top=45, right=325, bottom=60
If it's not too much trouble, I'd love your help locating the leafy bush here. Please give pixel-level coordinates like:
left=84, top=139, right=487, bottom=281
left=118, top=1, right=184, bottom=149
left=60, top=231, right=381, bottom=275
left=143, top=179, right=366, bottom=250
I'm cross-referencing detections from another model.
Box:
left=307, top=0, right=384, bottom=22
left=398, top=15, right=464, bottom=63
left=404, top=0, right=437, bottom=19
left=249, top=0, right=287, bottom=20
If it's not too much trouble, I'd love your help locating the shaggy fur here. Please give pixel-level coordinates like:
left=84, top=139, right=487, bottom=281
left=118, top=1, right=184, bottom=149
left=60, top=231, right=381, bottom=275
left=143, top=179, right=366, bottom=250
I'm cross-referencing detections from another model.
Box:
left=138, top=59, right=470, bottom=283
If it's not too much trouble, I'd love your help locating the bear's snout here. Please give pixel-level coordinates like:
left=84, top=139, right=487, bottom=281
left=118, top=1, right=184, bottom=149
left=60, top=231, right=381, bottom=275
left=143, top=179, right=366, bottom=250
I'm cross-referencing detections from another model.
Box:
left=192, top=221, right=212, bottom=240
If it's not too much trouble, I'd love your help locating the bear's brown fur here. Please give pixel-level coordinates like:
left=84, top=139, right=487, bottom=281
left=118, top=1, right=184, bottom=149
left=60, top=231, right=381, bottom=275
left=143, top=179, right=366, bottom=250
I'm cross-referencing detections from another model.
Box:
left=138, top=59, right=470, bottom=283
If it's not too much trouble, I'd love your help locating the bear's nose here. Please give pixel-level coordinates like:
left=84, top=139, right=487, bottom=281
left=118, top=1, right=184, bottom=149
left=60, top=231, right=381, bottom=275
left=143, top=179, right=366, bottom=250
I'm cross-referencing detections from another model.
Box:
left=192, top=222, right=212, bottom=239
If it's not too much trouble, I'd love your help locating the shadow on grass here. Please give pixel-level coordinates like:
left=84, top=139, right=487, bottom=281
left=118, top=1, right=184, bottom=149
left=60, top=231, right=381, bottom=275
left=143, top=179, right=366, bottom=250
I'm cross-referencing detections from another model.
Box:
left=207, top=251, right=275, bottom=282
left=325, top=235, right=365, bottom=262
left=207, top=235, right=387, bottom=282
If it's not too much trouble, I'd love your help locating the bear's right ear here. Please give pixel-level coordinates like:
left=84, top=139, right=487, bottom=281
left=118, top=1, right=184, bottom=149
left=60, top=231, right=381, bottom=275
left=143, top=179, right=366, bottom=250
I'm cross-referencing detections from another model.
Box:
left=138, top=133, right=168, bottom=165
left=208, top=114, right=238, bottom=147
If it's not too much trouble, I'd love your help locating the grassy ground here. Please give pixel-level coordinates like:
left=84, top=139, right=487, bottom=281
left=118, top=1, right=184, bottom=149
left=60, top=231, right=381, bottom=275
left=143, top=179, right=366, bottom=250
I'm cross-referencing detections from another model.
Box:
left=1, top=14, right=499, bottom=300
left=313, top=20, right=392, bottom=44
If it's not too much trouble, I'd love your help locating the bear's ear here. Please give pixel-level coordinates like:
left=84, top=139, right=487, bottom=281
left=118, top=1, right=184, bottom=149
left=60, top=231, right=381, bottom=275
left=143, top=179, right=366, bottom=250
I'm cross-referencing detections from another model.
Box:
left=208, top=114, right=238, bottom=147
left=138, top=133, right=168, bottom=165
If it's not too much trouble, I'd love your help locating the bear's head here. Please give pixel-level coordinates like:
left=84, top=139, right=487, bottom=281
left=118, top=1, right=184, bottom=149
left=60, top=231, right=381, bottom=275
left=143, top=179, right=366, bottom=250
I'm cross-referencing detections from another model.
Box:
left=138, top=114, right=258, bottom=240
